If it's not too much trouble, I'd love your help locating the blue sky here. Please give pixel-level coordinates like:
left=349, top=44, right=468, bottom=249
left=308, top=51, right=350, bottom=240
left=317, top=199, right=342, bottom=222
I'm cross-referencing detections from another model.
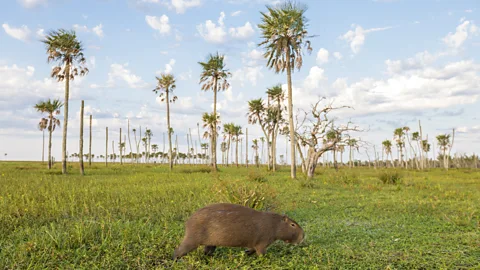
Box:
left=0, top=0, right=479, bottom=162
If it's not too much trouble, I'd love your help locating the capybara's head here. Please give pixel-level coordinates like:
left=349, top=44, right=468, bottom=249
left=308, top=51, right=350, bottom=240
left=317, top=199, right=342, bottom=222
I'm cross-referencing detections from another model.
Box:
left=276, top=215, right=304, bottom=245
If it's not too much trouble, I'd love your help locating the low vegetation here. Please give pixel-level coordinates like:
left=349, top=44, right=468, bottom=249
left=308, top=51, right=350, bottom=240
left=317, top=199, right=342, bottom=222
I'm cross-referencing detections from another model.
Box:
left=1, top=162, right=479, bottom=269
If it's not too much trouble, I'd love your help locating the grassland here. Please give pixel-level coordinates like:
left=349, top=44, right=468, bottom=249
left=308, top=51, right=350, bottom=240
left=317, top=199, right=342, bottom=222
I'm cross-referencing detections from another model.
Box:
left=0, top=161, right=479, bottom=269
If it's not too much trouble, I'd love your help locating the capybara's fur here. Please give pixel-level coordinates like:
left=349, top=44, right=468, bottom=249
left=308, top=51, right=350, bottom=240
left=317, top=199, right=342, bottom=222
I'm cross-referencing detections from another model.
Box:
left=173, top=203, right=304, bottom=259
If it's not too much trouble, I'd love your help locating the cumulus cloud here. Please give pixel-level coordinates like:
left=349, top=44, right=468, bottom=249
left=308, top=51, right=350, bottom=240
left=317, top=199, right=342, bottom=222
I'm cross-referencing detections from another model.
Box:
left=304, top=66, right=326, bottom=89
left=171, top=0, right=201, bottom=14
left=36, top=28, right=45, bottom=38
left=231, top=10, right=242, bottom=16
left=443, top=20, right=478, bottom=49
left=106, top=63, right=148, bottom=89
left=146, top=15, right=171, bottom=35
left=196, top=12, right=227, bottom=43
left=197, top=12, right=255, bottom=43
left=316, top=48, right=329, bottom=65
left=232, top=66, right=264, bottom=86
left=229, top=22, right=255, bottom=40
left=2, top=24, right=31, bottom=42
left=164, top=59, right=176, bottom=74
left=333, top=52, right=343, bottom=60
left=340, top=24, right=392, bottom=54
left=92, top=24, right=104, bottom=38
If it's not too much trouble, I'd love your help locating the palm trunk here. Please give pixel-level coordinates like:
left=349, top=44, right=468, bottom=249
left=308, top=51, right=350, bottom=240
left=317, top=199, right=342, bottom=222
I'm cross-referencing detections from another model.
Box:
left=286, top=52, right=296, bottom=178
left=166, top=91, right=173, bottom=170
left=89, top=115, right=92, bottom=166
left=105, top=127, right=108, bottom=167
left=119, top=128, right=123, bottom=165
left=48, top=114, right=53, bottom=169
left=245, top=128, right=248, bottom=168
left=128, top=119, right=133, bottom=164
left=42, top=129, right=45, bottom=163
left=212, top=78, right=218, bottom=170
left=79, top=100, right=85, bottom=175
left=235, top=138, right=239, bottom=167
left=61, top=62, right=71, bottom=174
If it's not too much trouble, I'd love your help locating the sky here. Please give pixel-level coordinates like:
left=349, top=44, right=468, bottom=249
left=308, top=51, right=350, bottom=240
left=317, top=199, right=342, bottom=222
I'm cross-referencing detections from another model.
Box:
left=0, top=0, right=479, bottom=162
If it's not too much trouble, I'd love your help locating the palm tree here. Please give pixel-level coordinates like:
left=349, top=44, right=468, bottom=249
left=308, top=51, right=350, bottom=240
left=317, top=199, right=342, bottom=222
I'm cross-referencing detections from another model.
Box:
left=258, top=1, right=313, bottom=178
left=223, top=123, right=235, bottom=166
left=202, top=112, right=221, bottom=170
left=232, top=125, right=243, bottom=167
left=260, top=137, right=265, bottom=165
left=42, top=29, right=88, bottom=174
left=34, top=99, right=63, bottom=169
left=220, top=141, right=228, bottom=165
left=382, top=139, right=394, bottom=168
left=266, top=84, right=284, bottom=171
left=326, top=129, right=341, bottom=170
left=252, top=139, right=260, bottom=167
left=38, top=117, right=48, bottom=163
left=198, top=53, right=231, bottom=168
left=247, top=98, right=271, bottom=170
left=394, top=128, right=405, bottom=168
left=151, top=144, right=158, bottom=163
left=144, top=129, right=153, bottom=163
left=153, top=73, right=177, bottom=170
left=436, top=134, right=451, bottom=170
left=347, top=138, right=358, bottom=168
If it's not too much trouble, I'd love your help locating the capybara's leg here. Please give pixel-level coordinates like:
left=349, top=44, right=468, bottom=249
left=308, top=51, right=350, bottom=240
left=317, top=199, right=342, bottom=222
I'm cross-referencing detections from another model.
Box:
left=204, top=246, right=216, bottom=256
left=173, top=239, right=199, bottom=260
left=255, top=245, right=267, bottom=256
left=245, top=248, right=256, bottom=256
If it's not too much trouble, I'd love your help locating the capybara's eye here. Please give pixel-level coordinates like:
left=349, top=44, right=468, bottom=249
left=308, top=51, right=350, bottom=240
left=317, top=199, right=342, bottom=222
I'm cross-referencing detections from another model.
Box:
left=290, top=223, right=296, bottom=227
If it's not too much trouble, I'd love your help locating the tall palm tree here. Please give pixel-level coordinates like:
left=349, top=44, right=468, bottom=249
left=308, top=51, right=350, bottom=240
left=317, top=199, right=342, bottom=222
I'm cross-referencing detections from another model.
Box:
left=436, top=134, right=451, bottom=170
left=394, top=128, right=405, bottom=168
left=326, top=129, right=341, bottom=170
left=382, top=139, right=394, bottom=168
left=38, top=117, right=48, bottom=163
left=144, top=129, right=153, bottom=163
left=247, top=98, right=271, bottom=170
left=223, top=123, right=235, bottom=166
left=252, top=139, right=260, bottom=167
left=232, top=125, right=243, bottom=167
left=260, top=137, right=265, bottom=164
left=266, top=84, right=284, bottom=171
left=198, top=52, right=231, bottom=169
left=153, top=73, right=177, bottom=170
left=34, top=99, right=63, bottom=169
left=258, top=1, right=313, bottom=178
left=202, top=112, right=221, bottom=170
left=347, top=138, right=358, bottom=168
left=42, top=29, right=88, bottom=174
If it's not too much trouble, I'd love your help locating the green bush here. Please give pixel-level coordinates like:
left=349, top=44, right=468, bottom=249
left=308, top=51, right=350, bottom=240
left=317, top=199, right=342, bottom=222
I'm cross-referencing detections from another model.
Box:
left=212, top=180, right=276, bottom=211
left=378, top=170, right=403, bottom=184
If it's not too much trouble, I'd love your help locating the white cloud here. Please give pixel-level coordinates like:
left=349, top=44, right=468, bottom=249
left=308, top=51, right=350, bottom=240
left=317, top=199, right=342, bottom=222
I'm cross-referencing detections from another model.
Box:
left=304, top=66, right=326, bottom=89
left=316, top=48, right=329, bottom=65
left=443, top=20, right=478, bottom=49
left=232, top=66, right=263, bottom=86
left=231, top=10, right=242, bottom=16
left=18, top=0, right=46, bottom=8
left=332, top=78, right=348, bottom=90
left=340, top=24, right=392, bottom=54
left=107, top=63, right=148, bottom=89
left=2, top=24, right=31, bottom=42
left=145, top=15, right=171, bottom=35
left=333, top=52, right=343, bottom=60
left=197, top=12, right=227, bottom=43
left=92, top=24, right=104, bottom=38
left=197, top=12, right=255, bottom=43
left=229, top=22, right=255, bottom=40
left=36, top=28, right=45, bottom=38
left=171, top=0, right=201, bottom=14
left=164, top=59, right=176, bottom=74
left=73, top=24, right=89, bottom=32
left=385, top=50, right=437, bottom=75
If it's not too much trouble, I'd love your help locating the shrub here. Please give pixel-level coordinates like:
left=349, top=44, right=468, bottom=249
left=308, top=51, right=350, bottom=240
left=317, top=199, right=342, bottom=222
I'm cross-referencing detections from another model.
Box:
left=212, top=180, right=276, bottom=211
left=246, top=170, right=267, bottom=183
left=378, top=170, right=403, bottom=184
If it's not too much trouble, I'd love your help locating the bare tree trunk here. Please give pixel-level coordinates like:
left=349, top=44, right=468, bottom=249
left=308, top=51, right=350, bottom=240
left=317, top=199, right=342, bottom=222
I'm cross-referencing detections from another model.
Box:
left=48, top=115, right=53, bottom=169
left=61, top=62, right=71, bottom=175
left=286, top=52, right=296, bottom=179
left=296, top=141, right=306, bottom=173
left=79, top=100, right=85, bottom=175
left=105, top=127, right=108, bottom=167
left=447, top=129, right=455, bottom=170
left=235, top=138, right=239, bottom=167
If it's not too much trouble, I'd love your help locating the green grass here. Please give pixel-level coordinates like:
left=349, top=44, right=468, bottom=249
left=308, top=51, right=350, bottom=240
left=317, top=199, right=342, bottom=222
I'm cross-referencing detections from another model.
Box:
left=0, top=162, right=479, bottom=269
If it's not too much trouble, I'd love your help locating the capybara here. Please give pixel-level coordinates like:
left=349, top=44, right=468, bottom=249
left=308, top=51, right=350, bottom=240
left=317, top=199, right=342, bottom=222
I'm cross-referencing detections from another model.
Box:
left=173, top=203, right=304, bottom=259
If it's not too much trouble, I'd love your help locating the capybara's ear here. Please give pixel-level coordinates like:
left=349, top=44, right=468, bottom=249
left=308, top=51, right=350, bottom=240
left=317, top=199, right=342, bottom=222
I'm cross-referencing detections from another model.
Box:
left=283, top=216, right=288, bottom=222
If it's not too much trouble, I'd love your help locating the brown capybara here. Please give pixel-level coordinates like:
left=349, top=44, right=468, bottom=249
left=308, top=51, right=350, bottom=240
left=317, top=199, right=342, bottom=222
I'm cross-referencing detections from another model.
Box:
left=173, top=203, right=304, bottom=259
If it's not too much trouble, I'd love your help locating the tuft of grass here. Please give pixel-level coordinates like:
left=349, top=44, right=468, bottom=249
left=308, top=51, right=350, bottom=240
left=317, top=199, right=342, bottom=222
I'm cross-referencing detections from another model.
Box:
left=178, top=166, right=214, bottom=174
left=378, top=170, right=403, bottom=184
left=212, top=180, right=276, bottom=211
left=246, top=170, right=267, bottom=183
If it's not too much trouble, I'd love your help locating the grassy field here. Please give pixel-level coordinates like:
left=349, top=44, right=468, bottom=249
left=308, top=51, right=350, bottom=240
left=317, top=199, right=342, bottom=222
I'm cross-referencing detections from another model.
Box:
left=0, top=161, right=479, bottom=269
